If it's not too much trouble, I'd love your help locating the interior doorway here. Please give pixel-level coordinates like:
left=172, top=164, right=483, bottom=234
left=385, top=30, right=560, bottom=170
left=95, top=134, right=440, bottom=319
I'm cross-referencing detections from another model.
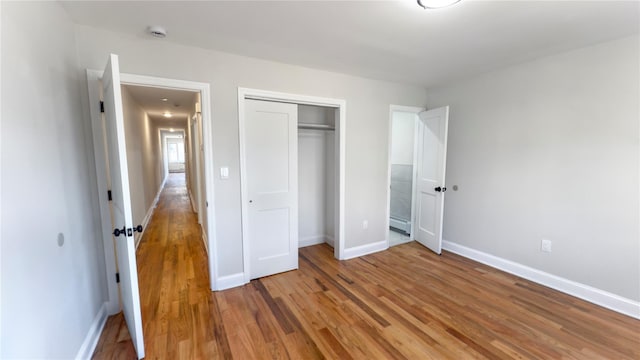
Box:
left=387, top=106, right=424, bottom=247
left=386, top=105, right=450, bottom=254
left=86, top=64, right=217, bottom=359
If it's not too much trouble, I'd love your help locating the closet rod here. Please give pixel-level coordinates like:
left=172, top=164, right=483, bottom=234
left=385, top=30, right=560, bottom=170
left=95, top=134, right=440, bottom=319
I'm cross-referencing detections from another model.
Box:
left=298, top=123, right=335, bottom=131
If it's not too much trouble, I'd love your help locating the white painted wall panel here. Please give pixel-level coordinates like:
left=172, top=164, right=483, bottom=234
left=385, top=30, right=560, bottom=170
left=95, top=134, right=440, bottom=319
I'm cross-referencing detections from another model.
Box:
left=426, top=36, right=640, bottom=301
left=1, top=2, right=106, bottom=357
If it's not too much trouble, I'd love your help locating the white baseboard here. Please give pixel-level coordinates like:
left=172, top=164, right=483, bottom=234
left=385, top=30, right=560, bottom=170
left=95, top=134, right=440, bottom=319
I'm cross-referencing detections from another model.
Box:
left=342, top=240, right=388, bottom=260
left=135, top=177, right=166, bottom=249
left=325, top=235, right=335, bottom=248
left=201, top=227, right=209, bottom=255
left=75, top=302, right=107, bottom=360
left=189, top=190, right=197, bottom=213
left=442, top=240, right=640, bottom=319
left=299, top=235, right=330, bottom=248
left=215, top=272, right=245, bottom=291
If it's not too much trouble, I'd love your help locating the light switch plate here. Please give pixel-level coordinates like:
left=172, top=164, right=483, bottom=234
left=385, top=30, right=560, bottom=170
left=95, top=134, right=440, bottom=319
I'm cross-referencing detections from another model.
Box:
left=220, top=167, right=229, bottom=179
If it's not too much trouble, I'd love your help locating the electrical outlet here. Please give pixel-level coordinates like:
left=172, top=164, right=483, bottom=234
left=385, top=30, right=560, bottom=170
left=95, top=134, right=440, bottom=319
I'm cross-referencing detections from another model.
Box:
left=362, top=220, right=368, bottom=230
left=541, top=239, right=552, bottom=253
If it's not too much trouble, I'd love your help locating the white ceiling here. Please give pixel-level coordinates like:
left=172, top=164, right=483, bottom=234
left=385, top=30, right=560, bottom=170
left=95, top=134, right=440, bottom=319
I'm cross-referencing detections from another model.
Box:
left=62, top=0, right=639, bottom=88
left=123, top=84, right=196, bottom=123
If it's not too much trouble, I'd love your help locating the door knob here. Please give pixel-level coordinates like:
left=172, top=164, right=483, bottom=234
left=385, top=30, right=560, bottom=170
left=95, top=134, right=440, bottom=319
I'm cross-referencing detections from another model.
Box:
left=113, top=226, right=126, bottom=237
left=134, top=225, right=143, bottom=233
left=434, top=186, right=447, bottom=192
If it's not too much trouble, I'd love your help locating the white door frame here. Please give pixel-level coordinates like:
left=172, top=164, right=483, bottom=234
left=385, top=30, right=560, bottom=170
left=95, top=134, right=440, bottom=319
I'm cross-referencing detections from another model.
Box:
left=86, top=70, right=218, bottom=315
left=189, top=114, right=204, bottom=222
left=238, top=87, right=346, bottom=283
left=386, top=105, right=425, bottom=247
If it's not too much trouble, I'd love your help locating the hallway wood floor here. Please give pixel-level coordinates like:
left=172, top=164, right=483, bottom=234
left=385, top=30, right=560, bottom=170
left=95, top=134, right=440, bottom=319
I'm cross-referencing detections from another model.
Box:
left=93, top=173, right=640, bottom=359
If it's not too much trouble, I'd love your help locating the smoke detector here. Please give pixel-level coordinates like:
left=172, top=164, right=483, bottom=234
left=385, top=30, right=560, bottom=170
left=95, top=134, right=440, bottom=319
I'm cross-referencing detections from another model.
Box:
left=147, top=26, right=167, bottom=38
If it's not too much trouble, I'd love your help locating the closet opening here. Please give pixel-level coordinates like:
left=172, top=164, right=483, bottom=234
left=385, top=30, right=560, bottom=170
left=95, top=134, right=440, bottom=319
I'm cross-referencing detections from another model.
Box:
left=298, top=104, right=337, bottom=249
left=238, top=88, right=346, bottom=283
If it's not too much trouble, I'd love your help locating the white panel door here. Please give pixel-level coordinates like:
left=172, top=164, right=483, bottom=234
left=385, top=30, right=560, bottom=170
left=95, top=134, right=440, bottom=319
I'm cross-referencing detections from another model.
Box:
left=245, top=99, right=299, bottom=279
left=414, top=106, right=449, bottom=254
left=102, top=54, right=145, bottom=359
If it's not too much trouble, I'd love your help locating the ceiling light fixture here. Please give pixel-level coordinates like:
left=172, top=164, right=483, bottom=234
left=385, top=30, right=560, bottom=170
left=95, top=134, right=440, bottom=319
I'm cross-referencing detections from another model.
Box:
left=148, top=25, right=167, bottom=38
left=161, top=98, right=168, bottom=102
left=417, top=0, right=461, bottom=9
left=163, top=112, right=172, bottom=118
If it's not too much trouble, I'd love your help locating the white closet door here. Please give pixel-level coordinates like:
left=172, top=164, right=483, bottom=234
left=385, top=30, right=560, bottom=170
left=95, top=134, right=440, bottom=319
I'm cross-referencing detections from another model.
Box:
left=414, top=106, right=449, bottom=254
left=245, top=99, right=299, bottom=279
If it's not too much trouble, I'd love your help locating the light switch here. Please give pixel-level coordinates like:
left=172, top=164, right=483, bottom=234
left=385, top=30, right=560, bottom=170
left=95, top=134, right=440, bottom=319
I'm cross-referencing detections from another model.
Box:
left=220, top=166, right=229, bottom=179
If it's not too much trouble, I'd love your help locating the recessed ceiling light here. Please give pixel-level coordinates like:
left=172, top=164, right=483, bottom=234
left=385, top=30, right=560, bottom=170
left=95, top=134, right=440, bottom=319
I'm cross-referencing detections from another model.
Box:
left=163, top=112, right=172, bottom=118
left=148, top=25, right=167, bottom=38
left=161, top=98, right=168, bottom=102
left=417, top=0, right=461, bottom=9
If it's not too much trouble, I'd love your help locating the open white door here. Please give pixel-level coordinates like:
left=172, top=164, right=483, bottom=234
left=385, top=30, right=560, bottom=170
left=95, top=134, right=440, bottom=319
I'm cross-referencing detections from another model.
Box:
left=414, top=106, right=449, bottom=254
left=102, top=54, right=145, bottom=359
left=245, top=99, right=299, bottom=279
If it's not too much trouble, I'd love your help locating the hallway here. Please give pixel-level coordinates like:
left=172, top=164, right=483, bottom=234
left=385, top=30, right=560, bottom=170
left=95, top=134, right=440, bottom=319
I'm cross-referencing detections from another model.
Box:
left=93, top=173, right=231, bottom=358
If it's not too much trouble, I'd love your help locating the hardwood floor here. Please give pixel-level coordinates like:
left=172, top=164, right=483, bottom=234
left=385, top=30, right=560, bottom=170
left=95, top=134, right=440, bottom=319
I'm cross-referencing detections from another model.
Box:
left=93, top=173, right=640, bottom=359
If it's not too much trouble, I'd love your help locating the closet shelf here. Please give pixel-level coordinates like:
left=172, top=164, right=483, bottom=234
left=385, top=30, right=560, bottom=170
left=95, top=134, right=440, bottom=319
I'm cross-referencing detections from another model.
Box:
left=298, top=123, right=335, bottom=131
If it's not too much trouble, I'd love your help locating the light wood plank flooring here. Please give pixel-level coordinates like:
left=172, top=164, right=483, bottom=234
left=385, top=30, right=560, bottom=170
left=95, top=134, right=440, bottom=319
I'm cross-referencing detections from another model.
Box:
left=93, top=173, right=640, bottom=359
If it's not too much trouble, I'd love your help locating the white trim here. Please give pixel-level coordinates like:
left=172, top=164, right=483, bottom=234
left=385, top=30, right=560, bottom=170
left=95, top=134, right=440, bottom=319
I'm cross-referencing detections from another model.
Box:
left=215, top=273, right=245, bottom=291
left=189, top=189, right=198, bottom=213
left=75, top=303, right=108, bottom=360
left=386, top=105, right=425, bottom=248
left=325, top=235, right=335, bottom=248
left=299, top=235, right=329, bottom=248
left=442, top=240, right=640, bottom=319
left=201, top=226, right=209, bottom=254
left=342, top=240, right=388, bottom=260
left=238, top=87, right=347, bottom=284
left=135, top=176, right=166, bottom=249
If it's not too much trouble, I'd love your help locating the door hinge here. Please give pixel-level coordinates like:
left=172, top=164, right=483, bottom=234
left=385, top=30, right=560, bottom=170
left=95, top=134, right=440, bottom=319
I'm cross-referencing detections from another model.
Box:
left=115, top=273, right=120, bottom=283
left=107, top=190, right=112, bottom=201
left=100, top=101, right=104, bottom=113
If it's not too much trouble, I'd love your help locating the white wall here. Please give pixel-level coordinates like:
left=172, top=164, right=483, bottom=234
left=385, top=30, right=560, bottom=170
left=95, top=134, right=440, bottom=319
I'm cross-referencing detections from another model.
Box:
left=1, top=2, right=106, bottom=358
left=73, top=25, right=427, bottom=277
left=121, top=86, right=163, bottom=244
left=390, top=112, right=416, bottom=165
left=426, top=36, right=639, bottom=301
